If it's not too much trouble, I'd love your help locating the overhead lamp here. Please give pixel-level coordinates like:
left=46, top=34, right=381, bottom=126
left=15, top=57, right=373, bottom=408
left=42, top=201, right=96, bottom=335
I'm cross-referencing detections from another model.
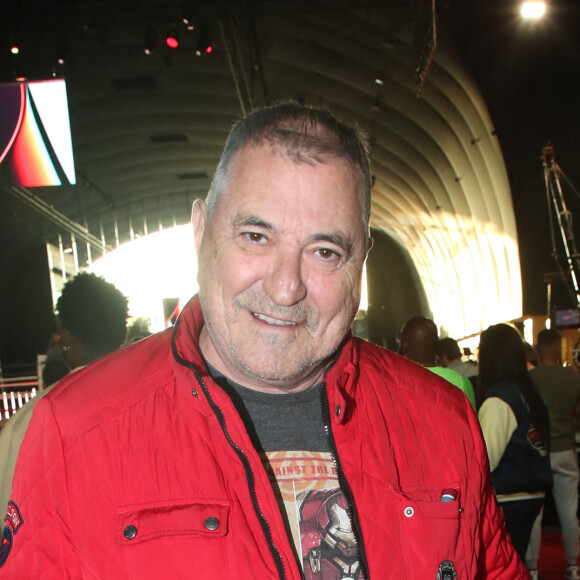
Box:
left=195, top=25, right=212, bottom=56
left=166, top=27, right=179, bottom=49
left=521, top=1, right=546, bottom=19
left=143, top=28, right=158, bottom=55
left=183, top=16, right=194, bottom=31
left=55, top=34, right=68, bottom=65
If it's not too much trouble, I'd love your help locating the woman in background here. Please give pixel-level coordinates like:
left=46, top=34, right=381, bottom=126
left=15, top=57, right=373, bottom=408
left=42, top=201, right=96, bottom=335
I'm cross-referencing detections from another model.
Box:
left=477, top=323, right=552, bottom=561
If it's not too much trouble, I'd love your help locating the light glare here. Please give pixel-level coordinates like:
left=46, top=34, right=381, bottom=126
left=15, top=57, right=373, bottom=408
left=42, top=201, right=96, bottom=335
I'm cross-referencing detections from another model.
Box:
left=88, top=225, right=199, bottom=332
left=521, top=1, right=546, bottom=19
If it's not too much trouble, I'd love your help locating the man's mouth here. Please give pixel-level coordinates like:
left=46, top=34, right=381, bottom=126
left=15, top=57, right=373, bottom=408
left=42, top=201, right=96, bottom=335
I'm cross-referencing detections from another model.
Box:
left=253, top=312, right=298, bottom=327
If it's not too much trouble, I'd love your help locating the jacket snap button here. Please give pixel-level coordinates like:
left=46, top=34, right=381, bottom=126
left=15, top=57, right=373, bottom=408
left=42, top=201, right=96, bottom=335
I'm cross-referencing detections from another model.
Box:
left=204, top=516, right=220, bottom=531
left=404, top=506, right=414, bottom=518
left=123, top=525, right=138, bottom=539
left=335, top=405, right=342, bottom=417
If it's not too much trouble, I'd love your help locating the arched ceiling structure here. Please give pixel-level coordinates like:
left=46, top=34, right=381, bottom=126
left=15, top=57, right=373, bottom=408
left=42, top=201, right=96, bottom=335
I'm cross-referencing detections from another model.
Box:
left=0, top=0, right=522, bottom=340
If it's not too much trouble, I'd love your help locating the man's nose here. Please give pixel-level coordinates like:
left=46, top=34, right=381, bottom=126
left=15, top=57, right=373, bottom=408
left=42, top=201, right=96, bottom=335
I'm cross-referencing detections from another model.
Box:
left=263, top=247, right=307, bottom=306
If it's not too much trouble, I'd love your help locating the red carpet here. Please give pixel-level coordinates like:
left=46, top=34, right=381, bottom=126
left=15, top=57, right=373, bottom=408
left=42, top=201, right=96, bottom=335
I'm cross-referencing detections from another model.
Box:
left=539, top=531, right=569, bottom=579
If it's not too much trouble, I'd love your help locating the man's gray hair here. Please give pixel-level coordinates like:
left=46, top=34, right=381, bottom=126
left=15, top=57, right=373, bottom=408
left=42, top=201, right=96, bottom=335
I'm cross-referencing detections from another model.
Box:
left=205, top=101, right=372, bottom=230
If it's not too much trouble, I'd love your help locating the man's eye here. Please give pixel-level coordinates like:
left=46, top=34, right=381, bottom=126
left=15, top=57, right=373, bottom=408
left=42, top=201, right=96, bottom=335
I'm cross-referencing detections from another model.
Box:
left=245, top=232, right=266, bottom=243
left=316, top=248, right=339, bottom=261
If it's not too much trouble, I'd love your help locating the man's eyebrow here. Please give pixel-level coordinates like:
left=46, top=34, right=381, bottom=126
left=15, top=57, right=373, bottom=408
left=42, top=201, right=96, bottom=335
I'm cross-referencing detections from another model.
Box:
left=311, top=232, right=352, bottom=252
left=232, top=215, right=352, bottom=252
left=233, top=214, right=274, bottom=231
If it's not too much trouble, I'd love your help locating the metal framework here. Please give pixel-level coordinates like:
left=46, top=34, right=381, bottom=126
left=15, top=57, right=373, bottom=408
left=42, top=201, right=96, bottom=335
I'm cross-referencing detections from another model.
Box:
left=5, top=186, right=112, bottom=252
left=542, top=144, right=580, bottom=309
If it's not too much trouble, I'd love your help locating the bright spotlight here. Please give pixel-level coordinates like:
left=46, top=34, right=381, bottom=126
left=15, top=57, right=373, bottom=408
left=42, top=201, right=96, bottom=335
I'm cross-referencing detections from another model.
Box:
left=166, top=35, right=179, bottom=49
left=521, top=1, right=546, bottom=19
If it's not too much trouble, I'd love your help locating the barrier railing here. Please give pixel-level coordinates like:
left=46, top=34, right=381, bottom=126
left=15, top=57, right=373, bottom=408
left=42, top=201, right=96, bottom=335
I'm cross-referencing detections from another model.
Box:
left=0, top=375, right=40, bottom=427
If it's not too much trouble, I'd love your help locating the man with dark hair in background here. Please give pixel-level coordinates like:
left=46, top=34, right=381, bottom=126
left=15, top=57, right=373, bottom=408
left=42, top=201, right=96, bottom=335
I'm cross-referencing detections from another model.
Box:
left=438, top=336, right=478, bottom=380
left=400, top=316, right=476, bottom=409
left=525, top=328, right=580, bottom=580
left=1, top=103, right=525, bottom=578
left=0, top=272, right=128, bottom=510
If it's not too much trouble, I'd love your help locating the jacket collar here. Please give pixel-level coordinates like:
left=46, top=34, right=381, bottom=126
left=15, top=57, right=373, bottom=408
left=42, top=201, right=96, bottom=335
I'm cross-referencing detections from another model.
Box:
left=170, top=295, right=207, bottom=372
left=171, top=296, right=360, bottom=419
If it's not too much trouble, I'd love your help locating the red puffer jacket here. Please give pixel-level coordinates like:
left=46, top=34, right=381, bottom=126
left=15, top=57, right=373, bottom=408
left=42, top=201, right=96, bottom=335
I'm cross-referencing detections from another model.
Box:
left=1, top=298, right=526, bottom=579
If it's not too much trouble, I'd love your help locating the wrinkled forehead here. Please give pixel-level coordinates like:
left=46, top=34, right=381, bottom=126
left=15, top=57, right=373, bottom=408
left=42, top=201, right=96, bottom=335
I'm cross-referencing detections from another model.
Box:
left=210, top=144, right=366, bottom=242
left=226, top=141, right=364, bottom=200
left=239, top=145, right=356, bottom=201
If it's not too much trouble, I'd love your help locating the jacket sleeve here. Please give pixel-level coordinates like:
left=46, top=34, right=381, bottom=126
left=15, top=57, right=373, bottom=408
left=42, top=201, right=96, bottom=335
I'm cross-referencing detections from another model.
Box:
left=468, top=407, right=529, bottom=579
left=478, top=397, right=518, bottom=472
left=0, top=397, right=82, bottom=579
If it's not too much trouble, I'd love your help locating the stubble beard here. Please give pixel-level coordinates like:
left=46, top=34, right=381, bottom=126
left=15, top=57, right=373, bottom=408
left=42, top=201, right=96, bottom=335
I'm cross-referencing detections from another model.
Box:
left=203, top=290, right=332, bottom=386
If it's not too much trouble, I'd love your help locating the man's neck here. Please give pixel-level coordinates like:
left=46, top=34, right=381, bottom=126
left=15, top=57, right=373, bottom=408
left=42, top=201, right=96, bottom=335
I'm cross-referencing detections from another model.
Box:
left=198, top=325, right=326, bottom=394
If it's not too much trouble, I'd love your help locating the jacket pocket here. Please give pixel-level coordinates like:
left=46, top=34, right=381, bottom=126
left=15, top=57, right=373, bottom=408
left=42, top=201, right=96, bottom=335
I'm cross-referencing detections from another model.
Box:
left=390, top=485, right=468, bottom=578
left=114, top=498, right=234, bottom=579
left=115, top=497, right=230, bottom=545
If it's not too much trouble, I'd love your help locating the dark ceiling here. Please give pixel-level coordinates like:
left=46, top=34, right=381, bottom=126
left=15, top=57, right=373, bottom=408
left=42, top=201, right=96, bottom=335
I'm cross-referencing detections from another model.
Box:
left=1, top=0, right=420, bottom=262
left=3, top=0, right=580, bottom=366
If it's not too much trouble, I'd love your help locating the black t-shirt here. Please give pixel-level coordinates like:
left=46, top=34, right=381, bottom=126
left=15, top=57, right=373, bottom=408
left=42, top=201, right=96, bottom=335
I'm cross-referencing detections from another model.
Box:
left=206, top=363, right=364, bottom=579
left=207, top=363, right=329, bottom=453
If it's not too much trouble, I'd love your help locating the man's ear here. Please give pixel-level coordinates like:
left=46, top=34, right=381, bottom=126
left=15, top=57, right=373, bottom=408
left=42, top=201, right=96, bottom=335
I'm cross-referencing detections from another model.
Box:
left=366, top=235, right=374, bottom=254
left=191, top=199, right=207, bottom=253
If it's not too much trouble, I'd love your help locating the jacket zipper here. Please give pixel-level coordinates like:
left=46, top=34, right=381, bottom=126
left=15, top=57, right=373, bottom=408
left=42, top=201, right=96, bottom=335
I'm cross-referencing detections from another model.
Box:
left=171, top=321, right=288, bottom=580
left=320, top=382, right=370, bottom=579
left=194, top=371, right=287, bottom=580
left=171, top=324, right=286, bottom=580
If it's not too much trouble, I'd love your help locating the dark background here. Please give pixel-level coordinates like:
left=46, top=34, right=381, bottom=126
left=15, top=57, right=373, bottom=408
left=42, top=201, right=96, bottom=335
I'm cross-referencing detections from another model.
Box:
left=2, top=0, right=580, bottom=372
left=445, top=0, right=580, bottom=316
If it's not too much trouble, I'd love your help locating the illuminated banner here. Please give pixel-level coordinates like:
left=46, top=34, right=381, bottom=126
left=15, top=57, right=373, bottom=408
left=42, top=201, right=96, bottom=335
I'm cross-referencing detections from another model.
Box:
left=0, top=79, right=76, bottom=187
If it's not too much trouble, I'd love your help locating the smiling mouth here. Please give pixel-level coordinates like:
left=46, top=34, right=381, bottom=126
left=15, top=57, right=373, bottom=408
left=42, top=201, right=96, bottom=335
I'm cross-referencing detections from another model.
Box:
left=253, top=312, right=298, bottom=327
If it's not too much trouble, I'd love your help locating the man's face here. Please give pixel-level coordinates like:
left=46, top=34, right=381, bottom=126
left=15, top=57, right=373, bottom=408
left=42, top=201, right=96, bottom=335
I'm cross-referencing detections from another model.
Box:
left=193, top=144, right=369, bottom=393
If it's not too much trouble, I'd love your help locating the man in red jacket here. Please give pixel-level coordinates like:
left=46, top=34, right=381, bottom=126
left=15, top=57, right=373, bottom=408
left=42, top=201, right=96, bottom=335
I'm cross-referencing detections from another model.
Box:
left=1, top=102, right=527, bottom=579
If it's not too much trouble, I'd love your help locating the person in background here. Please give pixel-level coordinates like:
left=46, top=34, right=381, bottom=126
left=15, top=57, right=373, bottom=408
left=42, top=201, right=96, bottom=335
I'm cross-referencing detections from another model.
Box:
left=525, top=342, right=538, bottom=371
left=477, top=323, right=553, bottom=562
left=0, top=272, right=128, bottom=510
left=525, top=328, right=580, bottom=580
left=124, top=316, right=151, bottom=345
left=400, top=316, right=476, bottom=409
left=41, top=332, right=70, bottom=387
left=1, top=102, right=525, bottom=578
left=438, top=336, right=478, bottom=379
left=41, top=353, right=70, bottom=388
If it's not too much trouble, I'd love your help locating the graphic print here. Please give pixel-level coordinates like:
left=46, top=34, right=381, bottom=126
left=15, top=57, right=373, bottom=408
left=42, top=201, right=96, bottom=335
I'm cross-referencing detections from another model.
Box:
left=299, top=489, right=362, bottom=580
left=263, top=451, right=363, bottom=580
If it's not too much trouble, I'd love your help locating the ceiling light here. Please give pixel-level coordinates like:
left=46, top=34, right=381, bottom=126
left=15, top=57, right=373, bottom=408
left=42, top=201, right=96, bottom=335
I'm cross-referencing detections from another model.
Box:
left=195, top=25, right=212, bottom=56
left=143, top=28, right=158, bottom=55
left=183, top=16, right=194, bottom=31
left=55, top=35, right=68, bottom=65
left=521, top=1, right=546, bottom=19
left=166, top=27, right=179, bottom=49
